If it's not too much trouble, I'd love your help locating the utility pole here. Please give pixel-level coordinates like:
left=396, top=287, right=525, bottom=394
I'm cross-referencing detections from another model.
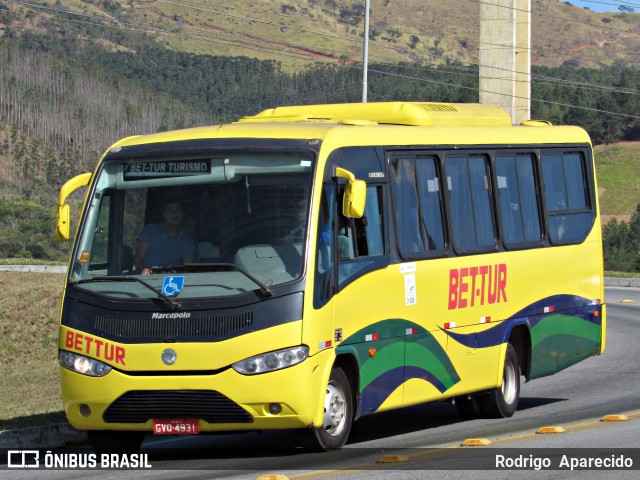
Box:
left=479, top=0, right=531, bottom=124
left=362, top=0, right=370, bottom=103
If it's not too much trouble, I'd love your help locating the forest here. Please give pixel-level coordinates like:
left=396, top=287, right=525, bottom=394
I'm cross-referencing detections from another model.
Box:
left=0, top=11, right=639, bottom=269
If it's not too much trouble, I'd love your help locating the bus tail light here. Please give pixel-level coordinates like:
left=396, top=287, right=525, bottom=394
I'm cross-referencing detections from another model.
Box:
left=232, top=346, right=308, bottom=375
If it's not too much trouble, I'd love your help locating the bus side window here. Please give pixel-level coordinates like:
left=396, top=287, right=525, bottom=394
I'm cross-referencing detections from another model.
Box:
left=415, top=157, right=446, bottom=251
left=446, top=154, right=496, bottom=252
left=541, top=152, right=593, bottom=245
left=337, top=185, right=385, bottom=287
left=338, top=185, right=383, bottom=259
left=314, top=184, right=336, bottom=308
left=390, top=157, right=423, bottom=255
left=495, top=154, right=542, bottom=247
left=390, top=156, right=446, bottom=259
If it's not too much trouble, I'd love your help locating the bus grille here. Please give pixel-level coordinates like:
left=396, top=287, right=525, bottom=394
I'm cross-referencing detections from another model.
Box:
left=103, top=390, right=253, bottom=424
left=95, top=312, right=253, bottom=340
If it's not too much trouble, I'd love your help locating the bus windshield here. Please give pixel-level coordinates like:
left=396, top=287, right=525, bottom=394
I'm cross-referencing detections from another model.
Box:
left=70, top=151, right=315, bottom=300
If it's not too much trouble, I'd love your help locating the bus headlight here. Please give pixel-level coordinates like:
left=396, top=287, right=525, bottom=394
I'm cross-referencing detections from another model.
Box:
left=232, top=346, right=308, bottom=375
left=59, top=350, right=112, bottom=377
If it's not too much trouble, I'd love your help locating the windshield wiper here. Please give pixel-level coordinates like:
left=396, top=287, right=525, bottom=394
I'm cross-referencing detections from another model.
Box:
left=152, top=263, right=273, bottom=298
left=75, top=276, right=182, bottom=309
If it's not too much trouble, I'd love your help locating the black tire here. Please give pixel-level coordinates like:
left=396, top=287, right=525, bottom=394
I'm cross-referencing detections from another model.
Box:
left=479, top=343, right=520, bottom=418
left=311, top=366, right=353, bottom=451
left=87, top=430, right=145, bottom=454
left=454, top=394, right=482, bottom=418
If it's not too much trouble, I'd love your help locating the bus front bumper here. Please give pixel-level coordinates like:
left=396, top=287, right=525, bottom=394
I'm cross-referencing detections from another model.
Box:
left=60, top=348, right=334, bottom=433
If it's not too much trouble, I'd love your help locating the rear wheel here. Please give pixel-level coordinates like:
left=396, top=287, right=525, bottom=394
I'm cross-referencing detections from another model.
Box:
left=87, top=430, right=145, bottom=454
left=479, top=343, right=520, bottom=418
left=311, top=366, right=353, bottom=451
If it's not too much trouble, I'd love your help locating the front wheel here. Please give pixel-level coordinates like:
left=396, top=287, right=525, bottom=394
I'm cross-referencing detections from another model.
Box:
left=311, top=366, right=353, bottom=451
left=479, top=343, right=520, bottom=418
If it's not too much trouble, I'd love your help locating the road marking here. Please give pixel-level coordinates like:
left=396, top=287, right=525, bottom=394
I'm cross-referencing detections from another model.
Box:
left=536, top=426, right=565, bottom=434
left=283, top=410, right=640, bottom=478
left=602, top=414, right=629, bottom=421
left=377, top=454, right=409, bottom=463
left=461, top=438, right=491, bottom=446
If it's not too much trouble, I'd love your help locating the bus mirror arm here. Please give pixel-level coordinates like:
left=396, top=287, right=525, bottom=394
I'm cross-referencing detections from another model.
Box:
left=56, top=172, right=91, bottom=241
left=334, top=167, right=366, bottom=218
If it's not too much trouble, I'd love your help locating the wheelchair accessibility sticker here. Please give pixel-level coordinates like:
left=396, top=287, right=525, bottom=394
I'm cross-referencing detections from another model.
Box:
left=162, top=276, right=185, bottom=297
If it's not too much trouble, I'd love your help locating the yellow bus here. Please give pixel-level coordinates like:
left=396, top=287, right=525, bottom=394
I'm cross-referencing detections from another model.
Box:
left=56, top=102, right=605, bottom=453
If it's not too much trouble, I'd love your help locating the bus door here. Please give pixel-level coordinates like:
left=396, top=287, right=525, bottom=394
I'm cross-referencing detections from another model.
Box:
left=332, top=181, right=408, bottom=415
left=389, top=154, right=461, bottom=406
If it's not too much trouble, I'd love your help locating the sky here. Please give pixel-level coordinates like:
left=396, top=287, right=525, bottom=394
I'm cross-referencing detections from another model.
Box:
left=567, top=0, right=635, bottom=12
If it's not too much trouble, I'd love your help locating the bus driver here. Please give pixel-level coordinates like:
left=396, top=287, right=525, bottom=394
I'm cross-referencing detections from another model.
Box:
left=133, top=199, right=196, bottom=275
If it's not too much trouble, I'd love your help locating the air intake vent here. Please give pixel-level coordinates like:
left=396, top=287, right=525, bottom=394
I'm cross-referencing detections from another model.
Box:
left=95, top=312, right=253, bottom=340
left=419, top=103, right=457, bottom=112
left=103, top=390, right=253, bottom=424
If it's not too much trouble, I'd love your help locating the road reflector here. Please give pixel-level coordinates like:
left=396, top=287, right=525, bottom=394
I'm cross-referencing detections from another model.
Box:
left=621, top=299, right=634, bottom=303
left=602, top=414, right=629, bottom=422
left=257, top=475, right=289, bottom=480
left=377, top=454, right=410, bottom=463
left=536, top=426, right=565, bottom=434
left=461, top=438, right=491, bottom=446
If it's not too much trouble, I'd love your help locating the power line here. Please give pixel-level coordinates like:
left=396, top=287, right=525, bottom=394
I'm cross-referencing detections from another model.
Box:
left=576, top=0, right=640, bottom=11
left=472, top=0, right=640, bottom=34
left=364, top=65, right=640, bottom=119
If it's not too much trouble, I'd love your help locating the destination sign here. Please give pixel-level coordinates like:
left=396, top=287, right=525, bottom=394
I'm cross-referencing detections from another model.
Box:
left=124, top=160, right=211, bottom=179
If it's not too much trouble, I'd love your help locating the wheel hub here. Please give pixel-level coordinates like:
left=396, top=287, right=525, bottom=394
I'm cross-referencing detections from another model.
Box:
left=323, top=381, right=346, bottom=437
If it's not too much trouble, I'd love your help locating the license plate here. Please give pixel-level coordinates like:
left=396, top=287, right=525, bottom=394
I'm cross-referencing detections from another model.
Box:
left=153, top=419, right=200, bottom=435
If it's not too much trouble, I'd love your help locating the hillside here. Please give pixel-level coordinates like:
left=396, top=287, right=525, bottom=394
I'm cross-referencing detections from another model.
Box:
left=2, top=0, right=640, bottom=70
left=1, top=0, right=640, bottom=262
left=595, top=141, right=640, bottom=223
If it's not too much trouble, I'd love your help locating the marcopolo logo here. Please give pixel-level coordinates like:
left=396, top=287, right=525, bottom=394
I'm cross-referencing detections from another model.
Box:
left=151, top=311, right=191, bottom=319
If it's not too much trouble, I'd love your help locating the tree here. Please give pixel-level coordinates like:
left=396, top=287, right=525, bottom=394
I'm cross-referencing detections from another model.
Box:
left=602, top=204, right=640, bottom=272
left=602, top=218, right=632, bottom=272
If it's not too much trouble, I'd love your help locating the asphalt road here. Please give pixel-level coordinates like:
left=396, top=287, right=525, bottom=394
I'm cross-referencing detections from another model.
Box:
left=3, top=287, right=640, bottom=479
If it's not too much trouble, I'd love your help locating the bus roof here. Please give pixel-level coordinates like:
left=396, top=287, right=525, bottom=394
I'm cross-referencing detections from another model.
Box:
left=108, top=102, right=592, bottom=151
left=239, top=102, right=513, bottom=127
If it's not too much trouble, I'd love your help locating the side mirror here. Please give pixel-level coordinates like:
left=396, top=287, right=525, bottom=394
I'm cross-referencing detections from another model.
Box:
left=56, top=204, right=71, bottom=242
left=335, top=167, right=366, bottom=218
left=56, top=172, right=91, bottom=241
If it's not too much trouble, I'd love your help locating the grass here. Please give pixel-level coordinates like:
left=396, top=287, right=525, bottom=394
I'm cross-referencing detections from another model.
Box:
left=0, top=271, right=67, bottom=431
left=0, top=258, right=67, bottom=266
left=595, top=142, right=640, bottom=221
left=604, top=271, right=640, bottom=278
